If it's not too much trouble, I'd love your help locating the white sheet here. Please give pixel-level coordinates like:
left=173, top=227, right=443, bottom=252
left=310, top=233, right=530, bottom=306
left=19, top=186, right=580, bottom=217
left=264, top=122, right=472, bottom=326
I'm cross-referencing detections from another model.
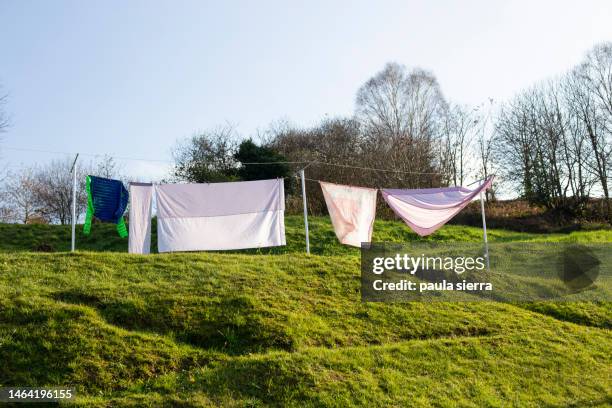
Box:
left=128, top=183, right=153, bottom=254
left=155, top=179, right=285, bottom=252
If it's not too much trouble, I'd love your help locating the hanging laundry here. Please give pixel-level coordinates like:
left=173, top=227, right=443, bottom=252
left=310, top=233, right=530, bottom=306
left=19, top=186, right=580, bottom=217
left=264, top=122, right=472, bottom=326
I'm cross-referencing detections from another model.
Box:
left=320, top=181, right=377, bottom=247
left=83, top=175, right=129, bottom=237
left=155, top=179, right=285, bottom=252
left=128, top=182, right=153, bottom=254
left=381, top=177, right=493, bottom=236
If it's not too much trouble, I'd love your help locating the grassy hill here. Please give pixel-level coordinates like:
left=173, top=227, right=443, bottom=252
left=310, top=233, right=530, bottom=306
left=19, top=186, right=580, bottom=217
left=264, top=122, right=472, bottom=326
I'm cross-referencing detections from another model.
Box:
left=0, top=216, right=610, bottom=406
left=1, top=215, right=611, bottom=254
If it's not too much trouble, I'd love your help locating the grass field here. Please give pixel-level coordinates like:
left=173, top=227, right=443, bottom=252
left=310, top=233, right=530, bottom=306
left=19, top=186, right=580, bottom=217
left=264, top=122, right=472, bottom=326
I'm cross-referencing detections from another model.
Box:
left=0, top=216, right=610, bottom=406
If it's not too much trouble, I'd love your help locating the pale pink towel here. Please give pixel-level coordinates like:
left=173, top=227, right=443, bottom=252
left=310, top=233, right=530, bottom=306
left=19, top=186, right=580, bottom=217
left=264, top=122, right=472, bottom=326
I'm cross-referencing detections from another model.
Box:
left=382, top=177, right=493, bottom=236
left=320, top=181, right=377, bottom=247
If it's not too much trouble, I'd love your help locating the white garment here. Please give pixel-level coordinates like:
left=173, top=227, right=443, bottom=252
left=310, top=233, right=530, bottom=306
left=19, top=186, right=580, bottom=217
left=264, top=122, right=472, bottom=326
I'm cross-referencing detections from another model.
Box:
left=320, top=181, right=377, bottom=247
left=128, top=183, right=153, bottom=254
left=156, top=179, right=286, bottom=252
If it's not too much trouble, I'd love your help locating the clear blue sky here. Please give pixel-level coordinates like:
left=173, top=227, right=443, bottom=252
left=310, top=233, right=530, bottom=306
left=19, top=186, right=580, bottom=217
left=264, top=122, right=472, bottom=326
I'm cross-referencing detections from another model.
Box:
left=1, top=0, right=611, bottom=180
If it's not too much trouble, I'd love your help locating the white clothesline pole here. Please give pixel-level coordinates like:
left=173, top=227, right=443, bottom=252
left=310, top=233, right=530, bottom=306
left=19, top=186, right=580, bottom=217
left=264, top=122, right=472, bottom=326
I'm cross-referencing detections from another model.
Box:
left=300, top=169, right=310, bottom=254
left=480, top=190, right=489, bottom=271
left=70, top=153, right=79, bottom=252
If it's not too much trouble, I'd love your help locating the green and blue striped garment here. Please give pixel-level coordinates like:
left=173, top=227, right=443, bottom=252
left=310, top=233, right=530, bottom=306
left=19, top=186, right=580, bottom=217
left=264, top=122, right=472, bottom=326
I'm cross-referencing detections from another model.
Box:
left=83, top=175, right=129, bottom=237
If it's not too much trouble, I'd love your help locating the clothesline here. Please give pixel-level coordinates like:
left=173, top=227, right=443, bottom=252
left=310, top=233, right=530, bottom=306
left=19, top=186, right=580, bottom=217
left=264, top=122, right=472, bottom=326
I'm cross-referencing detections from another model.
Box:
left=241, top=160, right=309, bottom=165
left=288, top=174, right=494, bottom=191
left=4, top=145, right=492, bottom=192
left=290, top=175, right=386, bottom=189
left=3, top=146, right=445, bottom=176
left=82, top=173, right=493, bottom=261
left=249, top=160, right=443, bottom=176
left=142, top=174, right=452, bottom=191
left=311, top=161, right=441, bottom=175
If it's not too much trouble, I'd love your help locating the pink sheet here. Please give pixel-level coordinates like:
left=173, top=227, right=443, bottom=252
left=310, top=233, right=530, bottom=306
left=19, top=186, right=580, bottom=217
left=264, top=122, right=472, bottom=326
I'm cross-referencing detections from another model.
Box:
left=320, top=181, right=377, bottom=247
left=382, top=177, right=493, bottom=236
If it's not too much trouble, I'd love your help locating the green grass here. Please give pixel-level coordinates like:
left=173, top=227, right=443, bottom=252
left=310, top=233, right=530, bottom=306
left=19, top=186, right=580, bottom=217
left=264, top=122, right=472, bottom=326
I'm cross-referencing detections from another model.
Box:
left=0, top=217, right=610, bottom=406
left=1, top=215, right=611, bottom=254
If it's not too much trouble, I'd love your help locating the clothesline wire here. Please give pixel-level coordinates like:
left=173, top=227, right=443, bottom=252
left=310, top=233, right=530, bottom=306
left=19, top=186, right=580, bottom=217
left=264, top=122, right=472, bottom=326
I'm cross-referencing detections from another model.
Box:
left=241, top=160, right=309, bottom=165
left=4, top=145, right=495, bottom=190
left=290, top=174, right=495, bottom=190
left=287, top=175, right=398, bottom=191
left=466, top=177, right=488, bottom=187
left=2, top=146, right=447, bottom=177
left=309, top=161, right=442, bottom=175
left=244, top=160, right=442, bottom=176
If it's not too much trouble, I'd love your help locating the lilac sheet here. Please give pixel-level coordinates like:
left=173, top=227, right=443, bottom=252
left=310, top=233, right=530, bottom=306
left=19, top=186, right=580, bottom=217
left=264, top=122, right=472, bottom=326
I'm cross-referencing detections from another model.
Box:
left=382, top=177, right=493, bottom=236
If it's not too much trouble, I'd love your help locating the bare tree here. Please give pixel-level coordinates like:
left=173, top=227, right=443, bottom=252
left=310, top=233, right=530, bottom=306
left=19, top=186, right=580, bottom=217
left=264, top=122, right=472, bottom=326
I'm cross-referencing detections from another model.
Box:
left=493, top=45, right=611, bottom=219
left=0, top=204, right=17, bottom=223
left=561, top=76, right=596, bottom=201
left=573, top=43, right=612, bottom=218
left=90, top=154, right=133, bottom=189
left=582, top=43, right=612, bottom=127
left=34, top=159, right=88, bottom=224
left=94, top=155, right=121, bottom=179
left=172, top=125, right=239, bottom=182
left=355, top=63, right=448, bottom=187
left=441, top=103, right=477, bottom=186
left=1, top=168, right=42, bottom=223
left=356, top=63, right=447, bottom=140
left=496, top=87, right=553, bottom=207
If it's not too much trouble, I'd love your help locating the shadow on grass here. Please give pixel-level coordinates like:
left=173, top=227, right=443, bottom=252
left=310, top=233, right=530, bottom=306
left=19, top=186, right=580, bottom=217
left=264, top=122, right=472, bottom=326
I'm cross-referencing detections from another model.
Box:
left=52, top=289, right=295, bottom=355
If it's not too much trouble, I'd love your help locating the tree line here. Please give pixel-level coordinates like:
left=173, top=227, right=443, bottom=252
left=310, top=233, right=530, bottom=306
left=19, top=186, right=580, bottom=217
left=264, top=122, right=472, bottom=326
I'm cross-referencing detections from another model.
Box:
left=495, top=43, right=611, bottom=219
